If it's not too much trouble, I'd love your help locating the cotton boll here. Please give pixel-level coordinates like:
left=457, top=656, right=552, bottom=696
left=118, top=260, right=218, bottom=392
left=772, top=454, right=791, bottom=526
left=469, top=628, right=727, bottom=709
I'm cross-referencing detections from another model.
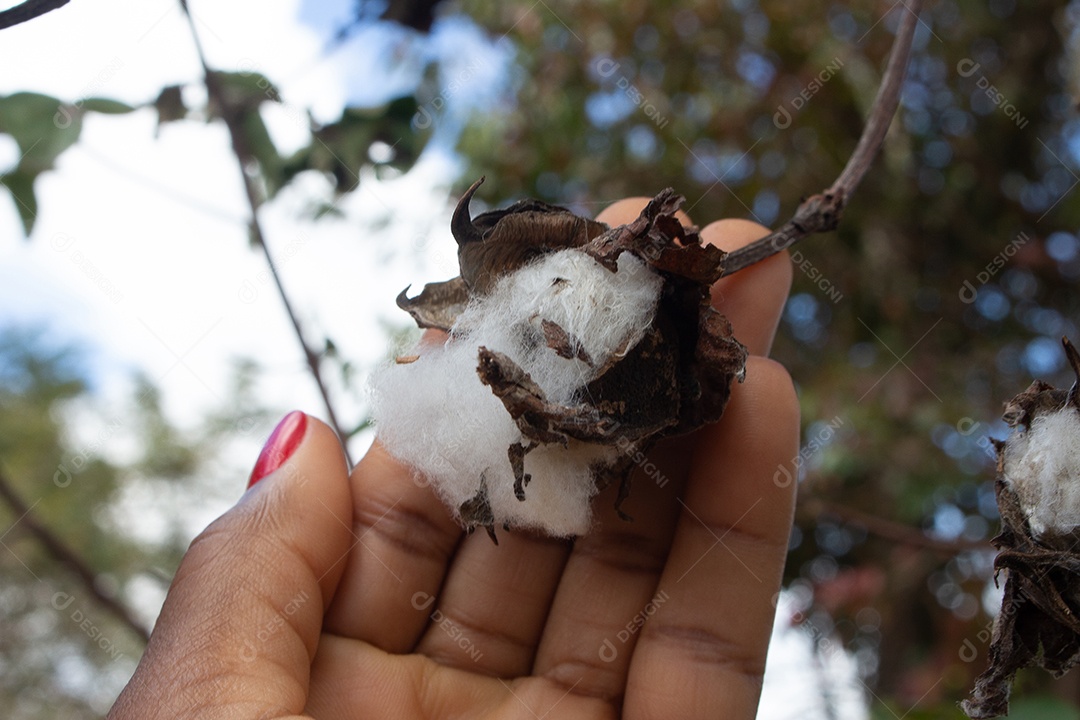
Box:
left=483, top=442, right=620, bottom=535
left=962, top=340, right=1080, bottom=720
left=1002, top=408, right=1080, bottom=538
left=371, top=248, right=663, bottom=536
left=454, top=250, right=663, bottom=400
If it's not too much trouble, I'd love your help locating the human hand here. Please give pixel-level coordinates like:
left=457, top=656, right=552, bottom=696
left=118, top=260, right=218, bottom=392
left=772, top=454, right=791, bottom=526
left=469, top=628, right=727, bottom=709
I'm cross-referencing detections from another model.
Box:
left=109, top=200, right=798, bottom=719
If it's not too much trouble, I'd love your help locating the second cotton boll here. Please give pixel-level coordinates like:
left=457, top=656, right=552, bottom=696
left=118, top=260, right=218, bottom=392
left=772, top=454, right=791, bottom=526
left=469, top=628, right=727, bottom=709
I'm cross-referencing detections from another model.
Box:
left=371, top=249, right=663, bottom=537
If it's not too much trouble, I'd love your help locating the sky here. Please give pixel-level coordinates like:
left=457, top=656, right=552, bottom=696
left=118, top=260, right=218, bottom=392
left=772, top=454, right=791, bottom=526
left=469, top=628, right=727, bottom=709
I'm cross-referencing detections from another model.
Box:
left=0, top=0, right=871, bottom=715
left=0, top=0, right=471, bottom=450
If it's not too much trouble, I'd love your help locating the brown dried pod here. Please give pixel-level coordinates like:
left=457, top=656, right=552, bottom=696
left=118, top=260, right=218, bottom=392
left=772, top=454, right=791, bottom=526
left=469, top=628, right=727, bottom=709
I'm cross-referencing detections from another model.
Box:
left=377, top=178, right=747, bottom=540
left=963, top=337, right=1080, bottom=719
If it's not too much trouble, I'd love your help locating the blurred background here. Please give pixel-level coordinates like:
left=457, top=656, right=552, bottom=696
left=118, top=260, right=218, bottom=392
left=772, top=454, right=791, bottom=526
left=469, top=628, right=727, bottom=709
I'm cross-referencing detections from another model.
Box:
left=1, top=0, right=1079, bottom=717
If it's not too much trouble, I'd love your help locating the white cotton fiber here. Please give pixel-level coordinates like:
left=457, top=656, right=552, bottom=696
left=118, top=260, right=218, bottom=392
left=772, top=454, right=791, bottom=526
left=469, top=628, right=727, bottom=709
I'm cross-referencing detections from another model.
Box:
left=371, top=249, right=663, bottom=536
left=1002, top=408, right=1080, bottom=538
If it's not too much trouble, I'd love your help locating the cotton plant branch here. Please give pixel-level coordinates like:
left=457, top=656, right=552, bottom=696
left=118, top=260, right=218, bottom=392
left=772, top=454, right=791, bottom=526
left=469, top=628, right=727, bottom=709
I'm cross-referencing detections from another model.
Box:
left=722, top=0, right=922, bottom=277
left=0, top=0, right=69, bottom=30
left=178, top=0, right=353, bottom=463
left=0, top=466, right=151, bottom=643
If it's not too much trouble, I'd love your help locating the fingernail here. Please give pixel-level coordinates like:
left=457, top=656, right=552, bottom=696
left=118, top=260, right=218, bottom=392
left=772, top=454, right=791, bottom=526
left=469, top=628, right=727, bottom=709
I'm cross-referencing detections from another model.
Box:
left=248, top=411, right=307, bottom=488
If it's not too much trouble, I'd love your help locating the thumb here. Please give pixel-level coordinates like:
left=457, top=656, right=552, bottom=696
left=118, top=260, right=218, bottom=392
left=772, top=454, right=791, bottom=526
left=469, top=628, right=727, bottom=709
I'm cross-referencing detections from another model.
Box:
left=110, top=412, right=353, bottom=719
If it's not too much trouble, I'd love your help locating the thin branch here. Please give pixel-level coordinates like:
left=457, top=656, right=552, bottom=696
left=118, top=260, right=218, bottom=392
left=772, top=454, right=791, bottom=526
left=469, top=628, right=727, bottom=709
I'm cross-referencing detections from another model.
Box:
left=0, top=466, right=151, bottom=643
left=721, top=0, right=922, bottom=276
left=802, top=497, right=989, bottom=556
left=0, top=0, right=69, bottom=30
left=177, top=0, right=353, bottom=464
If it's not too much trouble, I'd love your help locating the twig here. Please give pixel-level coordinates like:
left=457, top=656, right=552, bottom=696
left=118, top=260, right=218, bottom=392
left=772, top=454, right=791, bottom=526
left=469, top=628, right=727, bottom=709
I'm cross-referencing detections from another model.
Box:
left=0, top=466, right=151, bottom=643
left=802, top=497, right=989, bottom=555
left=0, top=0, right=69, bottom=30
left=721, top=0, right=922, bottom=276
left=178, top=0, right=353, bottom=463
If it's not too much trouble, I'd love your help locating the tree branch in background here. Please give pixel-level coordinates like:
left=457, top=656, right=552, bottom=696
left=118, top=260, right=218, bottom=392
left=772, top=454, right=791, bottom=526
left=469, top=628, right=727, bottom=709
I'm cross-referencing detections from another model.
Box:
left=0, top=466, right=151, bottom=643
left=177, top=0, right=354, bottom=464
left=801, top=497, right=989, bottom=555
left=0, top=0, right=69, bottom=30
left=722, top=0, right=923, bottom=276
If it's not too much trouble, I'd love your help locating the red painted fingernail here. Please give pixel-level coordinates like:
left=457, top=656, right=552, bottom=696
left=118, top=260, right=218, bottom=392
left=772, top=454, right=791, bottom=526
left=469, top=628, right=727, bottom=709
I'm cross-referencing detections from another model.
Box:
left=248, top=411, right=307, bottom=488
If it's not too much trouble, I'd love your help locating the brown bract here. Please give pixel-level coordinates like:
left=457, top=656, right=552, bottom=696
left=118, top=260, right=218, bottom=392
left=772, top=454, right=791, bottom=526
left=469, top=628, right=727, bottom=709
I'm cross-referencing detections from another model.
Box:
left=395, top=179, right=748, bottom=539
left=963, top=338, right=1080, bottom=719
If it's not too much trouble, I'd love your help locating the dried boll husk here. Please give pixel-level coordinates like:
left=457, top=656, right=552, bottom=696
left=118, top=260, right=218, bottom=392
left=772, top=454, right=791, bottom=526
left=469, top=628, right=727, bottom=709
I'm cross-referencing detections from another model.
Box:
left=963, top=337, right=1080, bottom=719
left=374, top=178, right=748, bottom=541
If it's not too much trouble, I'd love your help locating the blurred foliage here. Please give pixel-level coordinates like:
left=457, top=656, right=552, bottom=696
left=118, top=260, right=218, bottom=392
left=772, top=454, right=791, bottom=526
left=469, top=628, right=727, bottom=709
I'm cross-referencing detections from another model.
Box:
left=444, top=0, right=1080, bottom=713
left=0, top=327, right=272, bottom=718
left=0, top=91, right=136, bottom=234
left=0, top=70, right=430, bottom=236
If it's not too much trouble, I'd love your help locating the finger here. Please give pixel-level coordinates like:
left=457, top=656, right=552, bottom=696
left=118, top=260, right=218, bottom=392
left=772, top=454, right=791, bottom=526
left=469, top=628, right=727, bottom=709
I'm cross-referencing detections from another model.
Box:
left=377, top=317, right=575, bottom=671
left=110, top=414, right=353, bottom=718
left=530, top=438, right=691, bottom=703
left=597, top=196, right=693, bottom=228
left=626, top=358, right=799, bottom=720
left=523, top=198, right=703, bottom=699
left=413, top=530, right=571, bottom=676
left=322, top=440, right=463, bottom=652
left=701, top=219, right=791, bottom=357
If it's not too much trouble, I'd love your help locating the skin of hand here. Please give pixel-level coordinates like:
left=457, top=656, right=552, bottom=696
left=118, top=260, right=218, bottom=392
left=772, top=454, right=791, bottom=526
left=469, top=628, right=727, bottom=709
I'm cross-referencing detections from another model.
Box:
left=109, top=200, right=798, bottom=720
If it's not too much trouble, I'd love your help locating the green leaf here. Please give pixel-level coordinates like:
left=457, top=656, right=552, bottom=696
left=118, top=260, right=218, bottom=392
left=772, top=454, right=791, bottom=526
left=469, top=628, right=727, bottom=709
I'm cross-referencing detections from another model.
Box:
left=208, top=70, right=281, bottom=112
left=239, top=108, right=284, bottom=199
left=77, top=97, right=136, bottom=115
left=284, top=96, right=429, bottom=194
left=1, top=170, right=39, bottom=236
left=0, top=92, right=88, bottom=237
left=0, top=91, right=83, bottom=175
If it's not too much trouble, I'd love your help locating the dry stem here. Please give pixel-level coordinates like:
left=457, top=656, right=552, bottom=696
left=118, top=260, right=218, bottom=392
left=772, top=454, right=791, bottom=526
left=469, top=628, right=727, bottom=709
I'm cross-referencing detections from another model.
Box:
left=179, top=0, right=353, bottom=463
left=0, top=0, right=69, bottom=30
left=0, top=466, right=151, bottom=643
left=722, top=0, right=923, bottom=276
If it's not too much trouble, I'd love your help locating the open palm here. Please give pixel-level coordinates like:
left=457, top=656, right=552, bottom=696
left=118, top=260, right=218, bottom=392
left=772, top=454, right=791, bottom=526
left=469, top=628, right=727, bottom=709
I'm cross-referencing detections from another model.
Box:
left=110, top=200, right=798, bottom=720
